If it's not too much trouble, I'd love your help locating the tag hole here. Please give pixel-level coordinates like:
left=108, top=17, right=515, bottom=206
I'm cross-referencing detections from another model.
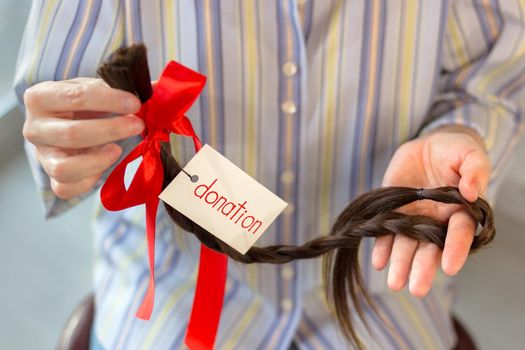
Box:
left=190, top=175, right=199, bottom=183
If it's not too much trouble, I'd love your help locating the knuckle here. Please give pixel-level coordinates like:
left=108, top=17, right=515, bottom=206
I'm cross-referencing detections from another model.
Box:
left=109, top=122, right=128, bottom=140
left=51, top=180, right=72, bottom=200
left=56, top=122, right=80, bottom=147
left=446, top=239, right=469, bottom=255
left=23, top=89, right=35, bottom=108
left=22, top=121, right=36, bottom=142
left=410, top=258, right=426, bottom=273
left=105, top=122, right=120, bottom=140
left=34, top=148, right=45, bottom=164
left=107, top=117, right=133, bottom=141
left=390, top=255, right=409, bottom=267
left=46, top=158, right=69, bottom=182
left=375, top=236, right=392, bottom=249
left=390, top=248, right=413, bottom=266
left=452, top=215, right=475, bottom=234
left=23, top=84, right=45, bottom=109
left=62, top=84, right=88, bottom=109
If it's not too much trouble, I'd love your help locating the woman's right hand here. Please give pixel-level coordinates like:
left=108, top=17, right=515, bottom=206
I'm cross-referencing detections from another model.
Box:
left=22, top=78, right=144, bottom=200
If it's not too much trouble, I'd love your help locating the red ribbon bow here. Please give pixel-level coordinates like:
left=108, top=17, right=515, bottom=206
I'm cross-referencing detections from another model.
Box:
left=100, top=61, right=228, bottom=349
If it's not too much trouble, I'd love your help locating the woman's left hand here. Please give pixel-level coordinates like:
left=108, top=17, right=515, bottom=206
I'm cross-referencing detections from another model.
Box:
left=373, top=126, right=491, bottom=297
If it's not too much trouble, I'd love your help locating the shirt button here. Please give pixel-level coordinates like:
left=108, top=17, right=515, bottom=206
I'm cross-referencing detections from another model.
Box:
left=282, top=62, right=298, bottom=76
left=281, top=101, right=297, bottom=114
left=281, top=171, right=295, bottom=184
left=281, top=298, right=293, bottom=311
left=281, top=267, right=294, bottom=280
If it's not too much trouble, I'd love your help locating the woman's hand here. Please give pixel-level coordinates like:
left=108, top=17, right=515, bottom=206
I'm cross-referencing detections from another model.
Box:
left=372, top=126, right=491, bottom=297
left=22, top=78, right=143, bottom=199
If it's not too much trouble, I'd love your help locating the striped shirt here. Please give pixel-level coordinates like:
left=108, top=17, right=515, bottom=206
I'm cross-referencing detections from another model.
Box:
left=14, top=1, right=525, bottom=349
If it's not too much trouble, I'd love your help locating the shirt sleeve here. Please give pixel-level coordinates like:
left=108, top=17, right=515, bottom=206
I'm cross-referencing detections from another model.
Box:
left=421, top=0, right=525, bottom=181
left=13, top=0, right=132, bottom=218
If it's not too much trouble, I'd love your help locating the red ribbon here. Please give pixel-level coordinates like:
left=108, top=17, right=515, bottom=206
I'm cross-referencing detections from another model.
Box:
left=100, top=61, right=228, bottom=349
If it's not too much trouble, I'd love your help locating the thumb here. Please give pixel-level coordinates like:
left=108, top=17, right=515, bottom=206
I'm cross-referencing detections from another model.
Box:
left=458, top=149, right=491, bottom=202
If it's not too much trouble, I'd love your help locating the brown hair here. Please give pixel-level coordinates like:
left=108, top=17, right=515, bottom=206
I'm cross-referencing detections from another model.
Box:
left=99, top=44, right=496, bottom=348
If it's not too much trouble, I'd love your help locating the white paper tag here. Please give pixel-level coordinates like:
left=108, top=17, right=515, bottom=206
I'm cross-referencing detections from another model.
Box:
left=159, top=144, right=288, bottom=254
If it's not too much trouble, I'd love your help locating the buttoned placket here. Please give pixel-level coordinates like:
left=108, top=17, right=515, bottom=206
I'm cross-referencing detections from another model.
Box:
left=277, top=0, right=305, bottom=317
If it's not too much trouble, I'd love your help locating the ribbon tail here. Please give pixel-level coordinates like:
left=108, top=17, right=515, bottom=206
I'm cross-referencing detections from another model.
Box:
left=192, top=136, right=202, bottom=153
left=171, top=115, right=202, bottom=151
left=135, top=198, right=159, bottom=320
left=185, top=245, right=228, bottom=350
left=185, top=115, right=202, bottom=151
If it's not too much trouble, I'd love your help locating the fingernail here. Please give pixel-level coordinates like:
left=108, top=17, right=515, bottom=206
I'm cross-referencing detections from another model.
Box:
left=472, top=180, right=481, bottom=198
left=123, top=97, right=140, bottom=112
left=129, top=118, right=145, bottom=134
left=442, top=259, right=457, bottom=276
left=387, top=273, right=402, bottom=291
left=106, top=144, right=121, bottom=160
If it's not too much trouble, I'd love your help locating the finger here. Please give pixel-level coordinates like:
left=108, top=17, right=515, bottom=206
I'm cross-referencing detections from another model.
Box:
left=408, top=242, right=441, bottom=297
left=24, top=79, right=141, bottom=115
left=441, top=209, right=476, bottom=276
left=458, top=149, right=491, bottom=201
left=25, top=114, right=144, bottom=149
left=387, top=235, right=418, bottom=291
left=50, top=172, right=102, bottom=200
left=36, top=144, right=122, bottom=183
left=372, top=234, right=394, bottom=270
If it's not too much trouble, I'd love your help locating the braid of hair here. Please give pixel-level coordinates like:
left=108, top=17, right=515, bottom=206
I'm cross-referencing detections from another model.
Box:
left=160, top=142, right=495, bottom=348
left=99, top=45, right=496, bottom=349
